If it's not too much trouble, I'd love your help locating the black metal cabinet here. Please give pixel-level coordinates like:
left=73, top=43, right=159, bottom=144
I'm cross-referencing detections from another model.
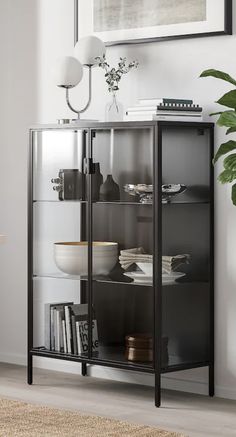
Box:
left=28, top=121, right=214, bottom=407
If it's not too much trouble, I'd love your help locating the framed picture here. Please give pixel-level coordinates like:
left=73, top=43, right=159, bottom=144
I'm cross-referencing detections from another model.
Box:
left=76, top=0, right=232, bottom=46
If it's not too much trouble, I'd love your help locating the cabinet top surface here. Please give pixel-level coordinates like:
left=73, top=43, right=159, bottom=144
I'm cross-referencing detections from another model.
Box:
left=30, top=120, right=214, bottom=131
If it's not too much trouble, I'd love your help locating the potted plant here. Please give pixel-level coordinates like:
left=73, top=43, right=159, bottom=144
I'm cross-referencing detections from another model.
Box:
left=200, top=69, right=236, bottom=205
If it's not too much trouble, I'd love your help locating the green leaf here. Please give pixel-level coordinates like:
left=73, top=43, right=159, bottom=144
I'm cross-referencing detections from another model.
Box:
left=217, top=90, right=236, bottom=109
left=213, top=140, right=236, bottom=163
left=200, top=69, right=236, bottom=86
left=223, top=154, right=236, bottom=171
left=218, top=170, right=236, bottom=184
left=232, top=184, right=236, bottom=205
left=217, top=111, right=236, bottom=128
left=226, top=126, right=236, bottom=135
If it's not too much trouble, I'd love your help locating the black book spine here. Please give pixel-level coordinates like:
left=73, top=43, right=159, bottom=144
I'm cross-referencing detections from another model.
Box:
left=157, top=104, right=202, bottom=112
left=163, top=98, right=193, bottom=105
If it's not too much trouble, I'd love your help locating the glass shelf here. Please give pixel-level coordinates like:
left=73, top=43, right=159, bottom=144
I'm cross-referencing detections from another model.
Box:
left=33, top=272, right=208, bottom=287
left=33, top=199, right=210, bottom=205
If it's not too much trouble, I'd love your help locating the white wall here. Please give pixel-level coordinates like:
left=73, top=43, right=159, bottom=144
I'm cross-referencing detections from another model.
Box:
left=0, top=0, right=236, bottom=400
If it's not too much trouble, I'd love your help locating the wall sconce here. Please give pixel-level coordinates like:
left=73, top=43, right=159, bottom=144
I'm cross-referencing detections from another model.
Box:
left=53, top=36, right=106, bottom=120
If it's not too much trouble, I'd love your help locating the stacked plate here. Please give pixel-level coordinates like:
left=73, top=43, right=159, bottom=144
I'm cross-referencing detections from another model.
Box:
left=124, top=271, right=185, bottom=285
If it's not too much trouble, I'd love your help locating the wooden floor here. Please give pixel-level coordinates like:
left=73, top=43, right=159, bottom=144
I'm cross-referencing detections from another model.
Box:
left=0, top=363, right=235, bottom=437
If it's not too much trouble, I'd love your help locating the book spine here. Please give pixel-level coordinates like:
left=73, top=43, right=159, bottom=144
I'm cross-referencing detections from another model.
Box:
left=54, top=308, right=59, bottom=352
left=124, top=114, right=203, bottom=122
left=55, top=310, right=61, bottom=352
left=65, top=306, right=73, bottom=354
left=157, top=105, right=202, bottom=112
left=71, top=314, right=78, bottom=355
left=44, top=304, right=51, bottom=350
left=76, top=321, right=82, bottom=355
left=62, top=319, right=67, bottom=353
left=163, top=98, right=193, bottom=105
left=139, top=98, right=193, bottom=106
left=50, top=307, right=55, bottom=351
left=126, top=108, right=202, bottom=117
left=59, top=310, right=64, bottom=352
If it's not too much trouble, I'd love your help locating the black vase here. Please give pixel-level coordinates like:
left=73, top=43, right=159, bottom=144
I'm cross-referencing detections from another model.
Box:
left=91, top=163, right=103, bottom=201
left=99, top=174, right=120, bottom=201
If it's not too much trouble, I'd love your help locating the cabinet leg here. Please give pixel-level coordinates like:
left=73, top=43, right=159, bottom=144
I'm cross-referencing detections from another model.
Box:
left=82, top=363, right=87, bottom=376
left=155, top=373, right=161, bottom=407
left=27, top=354, right=33, bottom=385
left=209, top=363, right=214, bottom=397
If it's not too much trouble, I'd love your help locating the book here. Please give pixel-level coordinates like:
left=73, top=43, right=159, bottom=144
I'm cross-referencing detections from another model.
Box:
left=124, top=114, right=203, bottom=122
left=128, top=104, right=201, bottom=112
left=71, top=314, right=78, bottom=355
left=126, top=110, right=202, bottom=117
left=76, top=319, right=99, bottom=354
left=139, top=98, right=193, bottom=106
left=65, top=306, right=73, bottom=354
left=62, top=319, right=67, bottom=353
left=44, top=302, right=73, bottom=351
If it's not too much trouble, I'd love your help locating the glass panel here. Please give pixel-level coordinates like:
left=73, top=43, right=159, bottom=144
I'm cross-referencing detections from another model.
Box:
left=91, top=128, right=154, bottom=368
left=33, top=129, right=86, bottom=201
left=32, top=129, right=88, bottom=358
left=162, top=127, right=211, bottom=370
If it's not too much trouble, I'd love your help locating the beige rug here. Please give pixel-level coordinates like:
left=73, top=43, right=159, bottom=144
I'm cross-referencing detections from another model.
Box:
left=0, top=398, right=186, bottom=437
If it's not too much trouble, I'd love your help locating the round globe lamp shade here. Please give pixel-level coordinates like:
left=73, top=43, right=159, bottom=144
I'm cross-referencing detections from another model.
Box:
left=52, top=56, right=83, bottom=88
left=74, top=36, right=106, bottom=66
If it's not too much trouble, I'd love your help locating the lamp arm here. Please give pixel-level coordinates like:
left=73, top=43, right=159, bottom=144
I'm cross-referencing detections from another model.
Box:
left=65, top=66, right=92, bottom=118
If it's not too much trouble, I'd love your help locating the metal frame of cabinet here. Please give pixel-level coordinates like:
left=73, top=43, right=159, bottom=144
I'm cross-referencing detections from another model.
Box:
left=28, top=120, right=214, bottom=407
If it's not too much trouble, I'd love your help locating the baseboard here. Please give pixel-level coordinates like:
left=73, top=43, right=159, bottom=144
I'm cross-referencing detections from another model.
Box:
left=0, top=352, right=26, bottom=366
left=1, top=353, right=236, bottom=401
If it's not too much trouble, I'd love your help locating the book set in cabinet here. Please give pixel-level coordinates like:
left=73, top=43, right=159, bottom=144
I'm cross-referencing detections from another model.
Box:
left=28, top=120, right=214, bottom=407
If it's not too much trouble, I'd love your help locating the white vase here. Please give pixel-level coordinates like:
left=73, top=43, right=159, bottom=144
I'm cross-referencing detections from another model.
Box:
left=105, top=93, right=123, bottom=121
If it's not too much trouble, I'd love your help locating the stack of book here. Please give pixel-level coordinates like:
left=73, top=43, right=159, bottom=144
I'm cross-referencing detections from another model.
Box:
left=44, top=302, right=98, bottom=355
left=124, top=98, right=203, bottom=122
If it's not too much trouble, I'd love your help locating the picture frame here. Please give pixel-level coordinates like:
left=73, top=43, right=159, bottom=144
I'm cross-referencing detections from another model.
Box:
left=75, top=0, right=232, bottom=46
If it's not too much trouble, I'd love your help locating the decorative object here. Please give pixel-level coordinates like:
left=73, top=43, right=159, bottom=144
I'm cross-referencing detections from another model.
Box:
left=77, top=0, right=232, bottom=46
left=99, top=174, right=120, bottom=201
left=0, top=398, right=185, bottom=437
left=200, top=68, right=236, bottom=205
left=125, top=333, right=153, bottom=363
left=51, top=169, right=84, bottom=201
left=54, top=241, right=118, bottom=275
left=125, top=334, right=169, bottom=367
left=124, top=184, right=187, bottom=204
left=162, top=184, right=187, bottom=203
left=53, top=36, right=106, bottom=119
left=96, top=55, right=138, bottom=121
left=92, top=163, right=103, bottom=201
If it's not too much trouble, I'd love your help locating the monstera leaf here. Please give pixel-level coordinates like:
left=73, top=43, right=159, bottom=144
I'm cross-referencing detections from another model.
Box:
left=213, top=140, right=236, bottom=164
left=217, top=90, right=236, bottom=109
left=232, top=184, right=236, bottom=206
left=218, top=170, right=236, bottom=184
left=200, top=68, right=236, bottom=205
left=200, top=69, right=236, bottom=86
left=217, top=111, right=236, bottom=128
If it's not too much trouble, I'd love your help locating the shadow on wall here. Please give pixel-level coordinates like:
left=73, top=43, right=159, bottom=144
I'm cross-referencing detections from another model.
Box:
left=0, top=0, right=39, bottom=361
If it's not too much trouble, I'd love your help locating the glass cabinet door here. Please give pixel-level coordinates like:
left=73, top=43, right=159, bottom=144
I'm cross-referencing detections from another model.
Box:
left=32, top=129, right=89, bottom=358
left=90, top=127, right=155, bottom=369
left=161, top=125, right=212, bottom=371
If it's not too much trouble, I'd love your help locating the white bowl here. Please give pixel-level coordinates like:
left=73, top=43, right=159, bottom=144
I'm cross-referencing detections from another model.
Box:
left=54, top=241, right=118, bottom=276
left=136, top=262, right=153, bottom=276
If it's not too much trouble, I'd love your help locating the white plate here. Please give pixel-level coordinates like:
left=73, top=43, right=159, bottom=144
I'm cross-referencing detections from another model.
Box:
left=124, top=271, right=186, bottom=285
left=124, top=272, right=152, bottom=283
